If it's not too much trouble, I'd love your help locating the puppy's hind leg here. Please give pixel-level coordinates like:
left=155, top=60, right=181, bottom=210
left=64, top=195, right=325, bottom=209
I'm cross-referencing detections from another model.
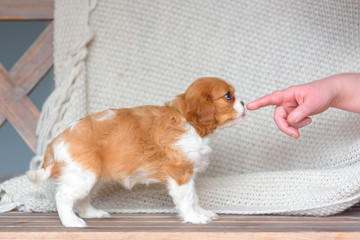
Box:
left=55, top=163, right=98, bottom=228
left=77, top=194, right=111, bottom=219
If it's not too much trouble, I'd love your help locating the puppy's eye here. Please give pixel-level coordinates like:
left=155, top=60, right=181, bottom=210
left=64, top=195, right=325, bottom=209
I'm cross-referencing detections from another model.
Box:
left=224, top=92, right=233, bottom=100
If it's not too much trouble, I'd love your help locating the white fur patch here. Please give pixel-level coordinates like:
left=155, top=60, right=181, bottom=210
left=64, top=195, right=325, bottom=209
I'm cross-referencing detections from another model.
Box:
left=56, top=160, right=97, bottom=227
left=234, top=98, right=245, bottom=118
left=53, top=140, right=73, bottom=164
left=94, top=110, right=115, bottom=121
left=174, top=123, right=212, bottom=173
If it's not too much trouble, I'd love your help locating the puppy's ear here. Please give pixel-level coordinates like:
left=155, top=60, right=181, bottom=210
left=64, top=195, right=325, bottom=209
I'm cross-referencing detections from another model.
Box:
left=184, top=94, right=217, bottom=137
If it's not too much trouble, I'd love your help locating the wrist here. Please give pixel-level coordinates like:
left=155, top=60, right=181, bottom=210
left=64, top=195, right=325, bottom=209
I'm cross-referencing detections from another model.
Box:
left=327, top=75, right=344, bottom=108
left=325, top=73, right=360, bottom=112
left=312, top=75, right=342, bottom=108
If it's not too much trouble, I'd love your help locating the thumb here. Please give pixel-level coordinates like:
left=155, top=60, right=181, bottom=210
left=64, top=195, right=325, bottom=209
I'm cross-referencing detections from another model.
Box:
left=287, top=103, right=314, bottom=124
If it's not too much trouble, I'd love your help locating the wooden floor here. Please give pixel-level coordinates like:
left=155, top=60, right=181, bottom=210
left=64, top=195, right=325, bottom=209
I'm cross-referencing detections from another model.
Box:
left=1, top=175, right=360, bottom=239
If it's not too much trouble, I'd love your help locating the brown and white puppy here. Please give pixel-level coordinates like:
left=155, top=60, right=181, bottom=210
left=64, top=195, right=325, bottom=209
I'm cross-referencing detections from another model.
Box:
left=27, top=77, right=245, bottom=227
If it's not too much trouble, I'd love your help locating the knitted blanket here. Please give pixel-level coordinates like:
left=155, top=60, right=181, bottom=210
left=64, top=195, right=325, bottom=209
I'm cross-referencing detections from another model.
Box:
left=1, top=0, right=360, bottom=216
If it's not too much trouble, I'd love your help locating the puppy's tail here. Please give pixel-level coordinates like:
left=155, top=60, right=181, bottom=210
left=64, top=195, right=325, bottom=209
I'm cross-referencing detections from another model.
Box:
left=26, top=146, right=54, bottom=183
left=26, top=168, right=51, bottom=183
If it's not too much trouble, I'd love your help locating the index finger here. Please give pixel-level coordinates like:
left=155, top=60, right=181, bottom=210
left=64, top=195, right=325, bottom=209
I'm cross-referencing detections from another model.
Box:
left=246, top=91, right=284, bottom=110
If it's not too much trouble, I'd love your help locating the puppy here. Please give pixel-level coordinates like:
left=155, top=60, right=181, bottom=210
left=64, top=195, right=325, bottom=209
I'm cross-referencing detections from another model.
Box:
left=27, top=77, right=245, bottom=227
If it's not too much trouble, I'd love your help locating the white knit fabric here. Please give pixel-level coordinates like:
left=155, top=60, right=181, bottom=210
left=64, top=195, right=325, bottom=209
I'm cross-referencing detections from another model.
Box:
left=1, top=0, right=360, bottom=216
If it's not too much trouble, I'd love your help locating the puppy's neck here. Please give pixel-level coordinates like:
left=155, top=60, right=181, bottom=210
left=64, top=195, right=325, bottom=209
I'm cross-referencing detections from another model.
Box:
left=169, top=95, right=186, bottom=117
left=168, top=95, right=216, bottom=138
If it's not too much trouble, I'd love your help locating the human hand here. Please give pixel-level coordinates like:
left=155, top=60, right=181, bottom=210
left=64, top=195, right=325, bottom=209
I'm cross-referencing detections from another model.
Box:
left=246, top=78, right=339, bottom=138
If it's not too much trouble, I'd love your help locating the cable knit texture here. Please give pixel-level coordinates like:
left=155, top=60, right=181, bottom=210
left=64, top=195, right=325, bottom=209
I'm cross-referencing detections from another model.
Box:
left=1, top=0, right=360, bottom=216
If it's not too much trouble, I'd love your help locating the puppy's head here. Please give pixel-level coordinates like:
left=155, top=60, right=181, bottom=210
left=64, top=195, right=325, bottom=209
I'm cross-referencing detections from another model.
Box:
left=174, top=77, right=245, bottom=137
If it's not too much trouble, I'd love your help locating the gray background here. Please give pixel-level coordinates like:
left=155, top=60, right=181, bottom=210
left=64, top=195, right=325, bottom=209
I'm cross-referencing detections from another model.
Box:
left=0, top=21, right=54, bottom=174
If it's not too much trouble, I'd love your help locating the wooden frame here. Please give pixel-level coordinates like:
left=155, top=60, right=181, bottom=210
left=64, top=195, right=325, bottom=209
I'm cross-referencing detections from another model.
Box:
left=0, top=1, right=359, bottom=239
left=0, top=0, right=53, bottom=152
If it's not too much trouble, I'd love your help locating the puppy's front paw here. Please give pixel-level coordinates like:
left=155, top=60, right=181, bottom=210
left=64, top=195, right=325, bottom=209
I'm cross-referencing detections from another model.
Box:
left=182, top=212, right=212, bottom=224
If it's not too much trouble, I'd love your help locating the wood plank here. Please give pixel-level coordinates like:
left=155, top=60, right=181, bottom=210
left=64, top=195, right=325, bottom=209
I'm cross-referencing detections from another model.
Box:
left=0, top=0, right=54, bottom=20
left=0, top=232, right=358, bottom=240
left=1, top=175, right=359, bottom=239
left=1, top=220, right=360, bottom=232
left=0, top=65, right=39, bottom=152
left=1, top=212, right=360, bottom=240
left=2, top=214, right=360, bottom=223
left=1, top=210, right=360, bottom=232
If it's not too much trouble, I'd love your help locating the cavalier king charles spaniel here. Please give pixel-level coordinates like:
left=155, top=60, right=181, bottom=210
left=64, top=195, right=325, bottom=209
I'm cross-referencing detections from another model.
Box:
left=27, top=77, right=245, bottom=227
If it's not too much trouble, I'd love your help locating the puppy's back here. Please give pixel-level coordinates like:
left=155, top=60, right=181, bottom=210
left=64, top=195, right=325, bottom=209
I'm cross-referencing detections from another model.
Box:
left=28, top=106, right=188, bottom=185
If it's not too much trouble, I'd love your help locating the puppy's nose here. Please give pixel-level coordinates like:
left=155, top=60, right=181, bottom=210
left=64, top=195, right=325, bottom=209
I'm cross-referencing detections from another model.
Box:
left=240, top=101, right=245, bottom=107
